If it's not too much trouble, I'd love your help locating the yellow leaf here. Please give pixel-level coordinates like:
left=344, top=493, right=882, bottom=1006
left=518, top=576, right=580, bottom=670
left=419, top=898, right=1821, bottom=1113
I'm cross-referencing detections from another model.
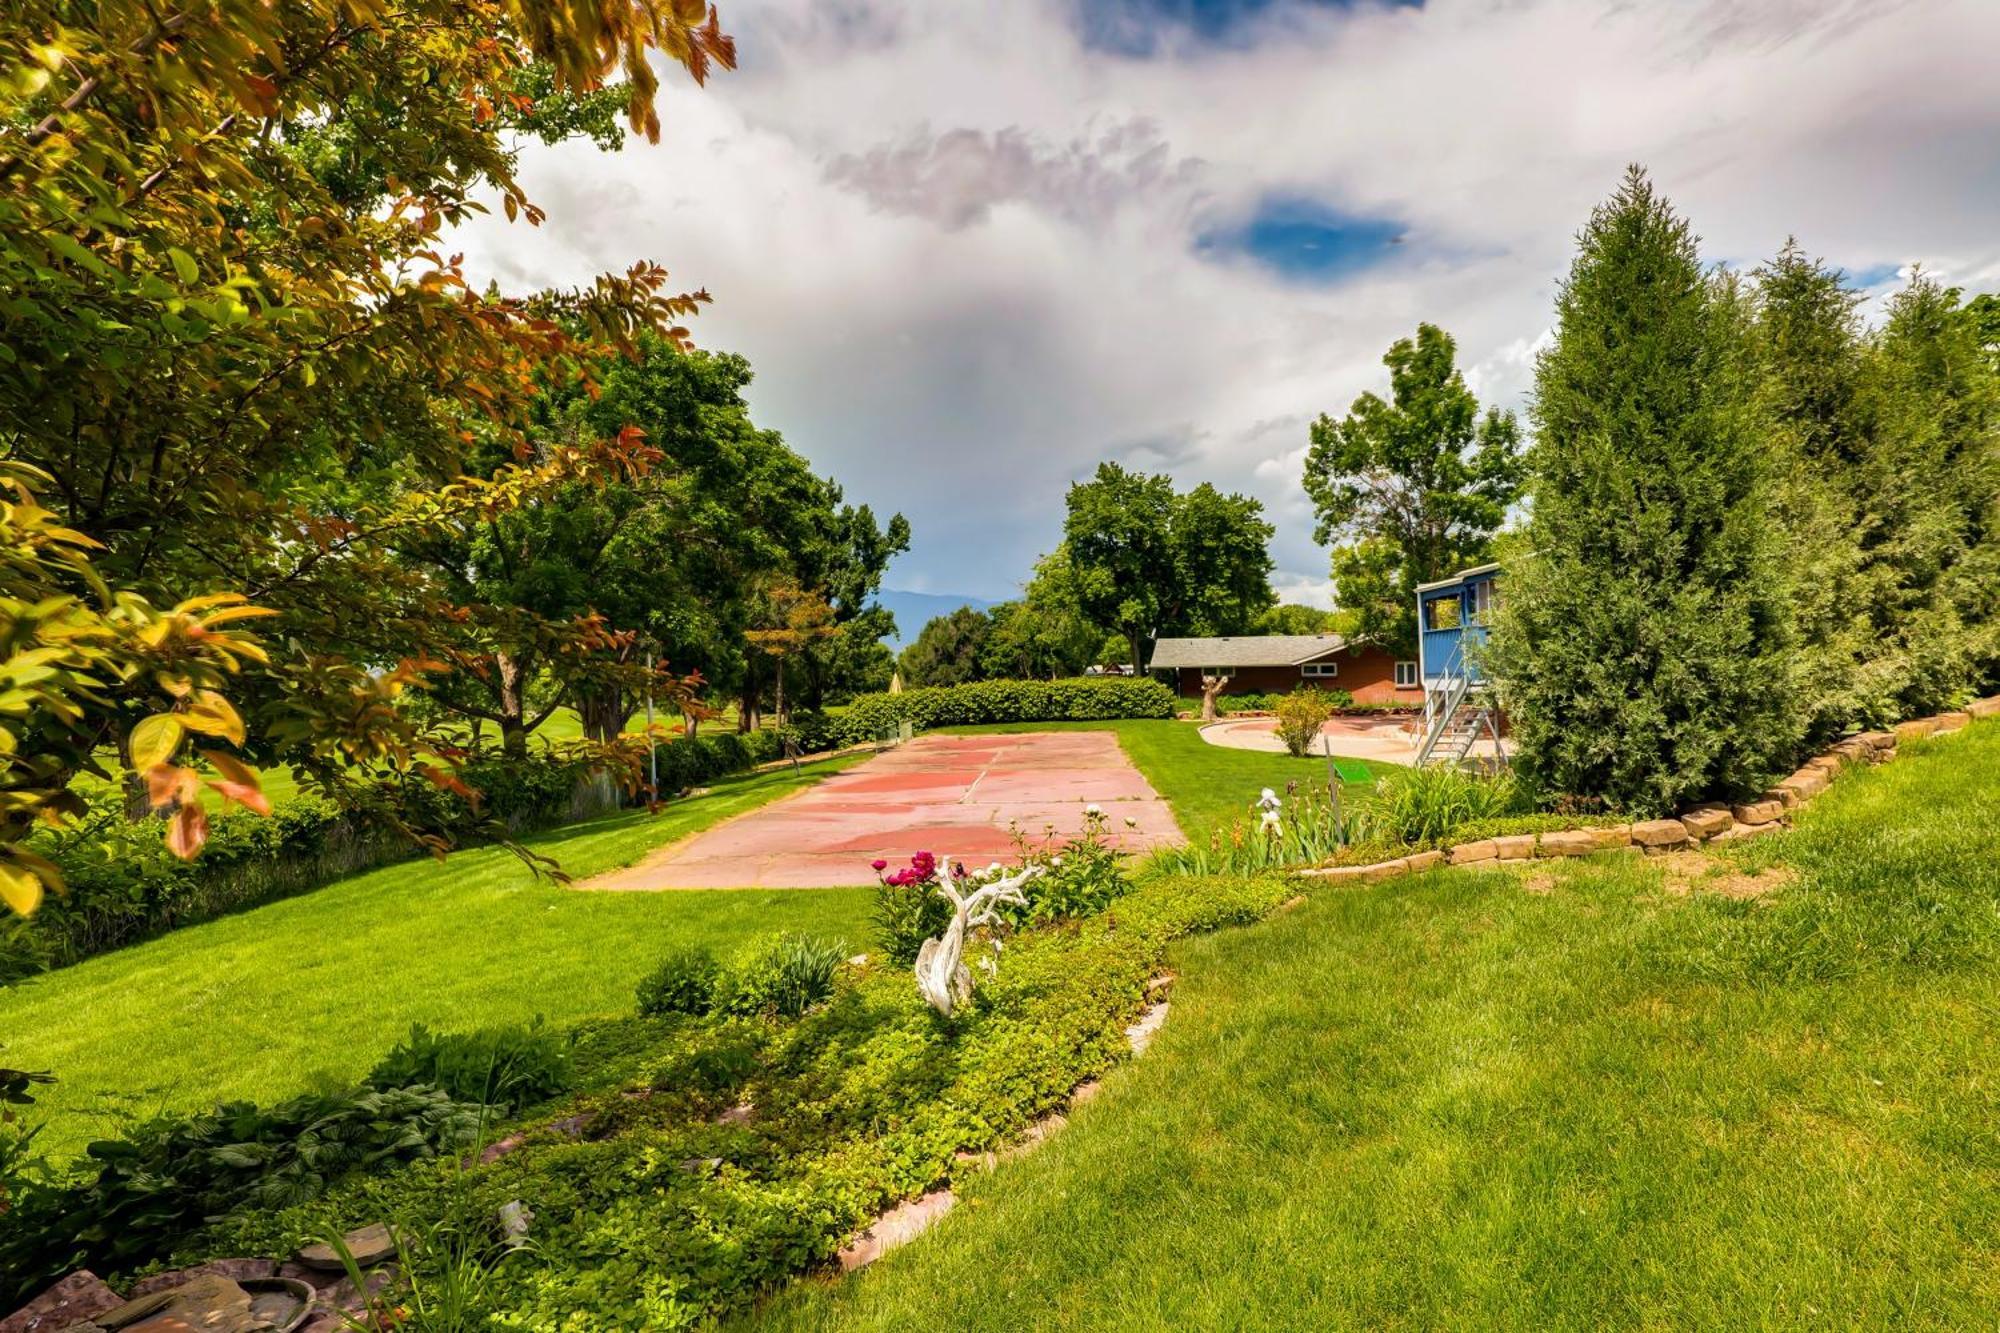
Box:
left=181, top=690, right=246, bottom=745
left=129, top=714, right=183, bottom=770
left=0, top=862, right=42, bottom=915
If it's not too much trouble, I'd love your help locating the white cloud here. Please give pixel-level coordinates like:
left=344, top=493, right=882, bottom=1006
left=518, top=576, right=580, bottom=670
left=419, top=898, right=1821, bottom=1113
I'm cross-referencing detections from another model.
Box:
left=451, top=0, right=2000, bottom=598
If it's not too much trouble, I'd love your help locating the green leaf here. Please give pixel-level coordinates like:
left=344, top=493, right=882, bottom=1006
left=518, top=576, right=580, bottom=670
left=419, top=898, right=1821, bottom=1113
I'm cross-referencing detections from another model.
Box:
left=167, top=247, right=199, bottom=285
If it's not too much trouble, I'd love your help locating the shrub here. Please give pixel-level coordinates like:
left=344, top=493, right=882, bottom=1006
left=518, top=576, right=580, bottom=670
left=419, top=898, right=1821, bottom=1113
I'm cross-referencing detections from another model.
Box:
left=834, top=677, right=1174, bottom=744
left=1359, top=766, right=1524, bottom=845
left=0, top=1085, right=488, bottom=1304
left=720, top=932, right=848, bottom=1018
left=365, top=1021, right=574, bottom=1110
left=999, top=808, right=1133, bottom=926
left=635, top=945, right=721, bottom=1017
left=1272, top=687, right=1336, bottom=757
left=872, top=853, right=952, bottom=965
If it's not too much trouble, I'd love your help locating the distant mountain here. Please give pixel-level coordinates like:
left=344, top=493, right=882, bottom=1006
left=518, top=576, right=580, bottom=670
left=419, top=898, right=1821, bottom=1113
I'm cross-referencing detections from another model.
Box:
left=875, top=588, right=998, bottom=653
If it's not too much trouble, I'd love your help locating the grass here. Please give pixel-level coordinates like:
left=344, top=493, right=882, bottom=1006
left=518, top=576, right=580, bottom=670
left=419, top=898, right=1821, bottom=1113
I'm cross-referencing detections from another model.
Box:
left=751, top=723, right=2000, bottom=1330
left=936, top=719, right=1393, bottom=835
left=0, top=758, right=874, bottom=1159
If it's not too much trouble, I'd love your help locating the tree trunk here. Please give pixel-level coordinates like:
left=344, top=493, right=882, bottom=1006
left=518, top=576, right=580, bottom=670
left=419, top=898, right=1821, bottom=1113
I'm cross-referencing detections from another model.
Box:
left=496, top=650, right=530, bottom=759
left=1127, top=629, right=1147, bottom=678
left=577, top=686, right=634, bottom=745
left=739, top=653, right=761, bottom=733
left=1200, top=673, right=1228, bottom=722
left=773, top=655, right=787, bottom=728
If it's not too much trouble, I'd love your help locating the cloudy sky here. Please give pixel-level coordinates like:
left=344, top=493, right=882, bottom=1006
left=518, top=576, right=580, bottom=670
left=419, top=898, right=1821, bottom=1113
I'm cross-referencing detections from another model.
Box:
left=454, top=0, right=2000, bottom=608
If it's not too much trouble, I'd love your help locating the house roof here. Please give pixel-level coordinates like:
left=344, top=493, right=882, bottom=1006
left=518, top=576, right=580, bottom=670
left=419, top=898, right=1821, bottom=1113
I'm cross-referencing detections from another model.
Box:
left=1414, top=560, right=1501, bottom=594
left=1148, top=634, right=1351, bottom=670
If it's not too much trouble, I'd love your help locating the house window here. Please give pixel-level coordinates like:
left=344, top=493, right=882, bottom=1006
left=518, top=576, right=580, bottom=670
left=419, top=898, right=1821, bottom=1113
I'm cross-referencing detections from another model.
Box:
left=1472, top=579, right=1496, bottom=623
left=1425, top=596, right=1462, bottom=631
left=1395, top=661, right=1419, bottom=688
left=1301, top=662, right=1339, bottom=678
left=1200, top=666, right=1234, bottom=679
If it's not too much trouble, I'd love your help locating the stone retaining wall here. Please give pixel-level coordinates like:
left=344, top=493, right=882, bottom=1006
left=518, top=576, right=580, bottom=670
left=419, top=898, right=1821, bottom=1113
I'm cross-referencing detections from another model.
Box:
left=1300, top=698, right=1999, bottom=884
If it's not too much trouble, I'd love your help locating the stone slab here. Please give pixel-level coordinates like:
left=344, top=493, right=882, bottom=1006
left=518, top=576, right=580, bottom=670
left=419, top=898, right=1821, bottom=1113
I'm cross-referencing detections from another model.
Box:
left=1968, top=697, right=2000, bottom=720
left=1630, top=819, right=1689, bottom=849
left=1300, top=858, right=1408, bottom=883
left=1446, top=838, right=1498, bottom=865
left=1934, top=711, right=1971, bottom=733
left=2, top=1272, right=125, bottom=1333
left=1893, top=717, right=1939, bottom=742
left=1539, top=826, right=1631, bottom=857
left=1732, top=799, right=1784, bottom=826
left=1493, top=833, right=1536, bottom=860
left=837, top=1189, right=958, bottom=1272
left=1680, top=805, right=1733, bottom=840
left=129, top=1261, right=278, bottom=1300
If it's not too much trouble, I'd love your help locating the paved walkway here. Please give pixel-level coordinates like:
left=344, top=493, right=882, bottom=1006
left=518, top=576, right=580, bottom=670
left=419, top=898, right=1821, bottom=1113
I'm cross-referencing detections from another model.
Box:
left=1199, top=714, right=1509, bottom=766
left=586, top=731, right=1183, bottom=890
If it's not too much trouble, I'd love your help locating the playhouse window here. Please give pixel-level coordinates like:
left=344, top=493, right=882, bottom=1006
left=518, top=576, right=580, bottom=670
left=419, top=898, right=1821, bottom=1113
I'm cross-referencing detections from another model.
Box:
left=1472, top=579, right=1496, bottom=623
left=1395, top=661, right=1419, bottom=688
left=1301, top=661, right=1339, bottom=678
left=1424, top=596, right=1462, bottom=631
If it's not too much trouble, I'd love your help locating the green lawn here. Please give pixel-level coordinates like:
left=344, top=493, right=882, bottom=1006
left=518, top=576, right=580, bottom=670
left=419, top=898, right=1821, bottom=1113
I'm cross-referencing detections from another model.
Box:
left=753, top=724, right=2000, bottom=1329
left=939, top=718, right=1392, bottom=834
left=1, top=758, right=873, bottom=1159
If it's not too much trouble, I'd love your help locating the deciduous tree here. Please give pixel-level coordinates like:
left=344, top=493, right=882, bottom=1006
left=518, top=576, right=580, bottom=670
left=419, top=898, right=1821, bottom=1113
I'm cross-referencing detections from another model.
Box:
left=1303, top=324, right=1522, bottom=657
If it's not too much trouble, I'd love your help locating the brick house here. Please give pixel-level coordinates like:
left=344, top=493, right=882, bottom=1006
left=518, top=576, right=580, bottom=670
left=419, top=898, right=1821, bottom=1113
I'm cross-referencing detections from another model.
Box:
left=1148, top=634, right=1422, bottom=706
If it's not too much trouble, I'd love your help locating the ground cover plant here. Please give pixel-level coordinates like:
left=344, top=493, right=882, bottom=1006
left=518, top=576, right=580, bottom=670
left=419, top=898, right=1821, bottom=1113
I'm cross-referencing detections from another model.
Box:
left=0, top=759, right=874, bottom=1159
left=753, top=721, right=2000, bottom=1331
left=1, top=865, right=1299, bottom=1321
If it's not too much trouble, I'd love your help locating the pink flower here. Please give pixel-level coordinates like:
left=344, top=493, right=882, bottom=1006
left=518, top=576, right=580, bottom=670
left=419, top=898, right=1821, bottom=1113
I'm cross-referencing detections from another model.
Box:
left=870, top=859, right=889, bottom=872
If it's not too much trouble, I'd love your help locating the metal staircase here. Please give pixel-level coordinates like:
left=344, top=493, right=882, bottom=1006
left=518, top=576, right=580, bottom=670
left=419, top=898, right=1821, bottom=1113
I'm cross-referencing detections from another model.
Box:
left=1415, top=640, right=1505, bottom=769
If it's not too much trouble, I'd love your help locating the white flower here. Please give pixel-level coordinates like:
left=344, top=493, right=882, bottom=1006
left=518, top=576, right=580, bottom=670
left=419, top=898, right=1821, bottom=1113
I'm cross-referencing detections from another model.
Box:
left=1085, top=803, right=1103, bottom=816
left=1124, top=817, right=1138, bottom=829
left=1261, top=810, right=1282, bottom=833
left=987, top=861, right=1003, bottom=874
left=1257, top=788, right=1281, bottom=812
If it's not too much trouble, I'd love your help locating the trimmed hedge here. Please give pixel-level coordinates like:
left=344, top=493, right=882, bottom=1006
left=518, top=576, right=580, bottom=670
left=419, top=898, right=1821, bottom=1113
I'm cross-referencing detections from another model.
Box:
left=834, top=677, right=1175, bottom=742
left=7, top=733, right=789, bottom=981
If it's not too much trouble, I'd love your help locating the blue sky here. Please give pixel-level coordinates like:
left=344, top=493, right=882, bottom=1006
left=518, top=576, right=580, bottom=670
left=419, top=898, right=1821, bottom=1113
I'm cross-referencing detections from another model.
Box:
left=458, top=0, right=2000, bottom=608
left=1075, top=0, right=1422, bottom=55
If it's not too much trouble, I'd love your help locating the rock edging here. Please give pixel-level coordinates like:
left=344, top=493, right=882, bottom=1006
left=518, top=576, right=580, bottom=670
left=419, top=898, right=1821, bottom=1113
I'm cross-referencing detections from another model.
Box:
left=1298, top=701, right=1996, bottom=884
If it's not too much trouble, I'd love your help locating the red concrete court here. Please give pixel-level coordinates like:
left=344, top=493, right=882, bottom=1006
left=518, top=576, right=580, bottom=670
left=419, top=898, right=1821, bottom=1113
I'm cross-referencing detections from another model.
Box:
left=586, top=731, right=1184, bottom=890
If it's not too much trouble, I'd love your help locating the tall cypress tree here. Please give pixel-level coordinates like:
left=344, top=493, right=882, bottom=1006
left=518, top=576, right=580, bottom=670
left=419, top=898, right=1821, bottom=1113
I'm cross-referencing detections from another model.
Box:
left=1857, top=276, right=2000, bottom=712
left=1751, top=242, right=1876, bottom=736
left=1490, top=167, right=1800, bottom=813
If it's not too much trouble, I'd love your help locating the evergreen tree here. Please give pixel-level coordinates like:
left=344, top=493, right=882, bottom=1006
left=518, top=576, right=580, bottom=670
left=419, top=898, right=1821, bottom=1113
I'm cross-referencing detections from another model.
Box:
left=1856, top=276, right=2000, bottom=711
left=1490, top=168, right=1800, bottom=813
left=1750, top=242, right=1876, bottom=736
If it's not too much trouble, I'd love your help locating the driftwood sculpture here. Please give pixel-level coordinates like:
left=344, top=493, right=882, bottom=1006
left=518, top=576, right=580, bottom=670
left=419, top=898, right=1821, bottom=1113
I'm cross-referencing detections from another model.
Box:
left=914, top=859, right=1041, bottom=1018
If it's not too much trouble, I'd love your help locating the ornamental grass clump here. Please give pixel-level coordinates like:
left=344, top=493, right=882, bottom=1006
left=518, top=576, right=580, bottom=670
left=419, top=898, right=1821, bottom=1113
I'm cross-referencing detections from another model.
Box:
left=1358, top=765, right=1524, bottom=845
left=720, top=932, right=849, bottom=1019
left=635, top=944, right=722, bottom=1017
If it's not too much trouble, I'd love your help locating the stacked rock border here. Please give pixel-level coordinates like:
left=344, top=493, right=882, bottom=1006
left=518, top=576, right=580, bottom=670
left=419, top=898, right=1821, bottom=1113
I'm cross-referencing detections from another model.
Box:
left=1301, top=700, right=1998, bottom=884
